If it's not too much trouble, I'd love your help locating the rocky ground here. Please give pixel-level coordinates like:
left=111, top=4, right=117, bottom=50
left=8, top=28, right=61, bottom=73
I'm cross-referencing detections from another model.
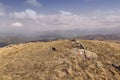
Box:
left=0, top=39, right=120, bottom=80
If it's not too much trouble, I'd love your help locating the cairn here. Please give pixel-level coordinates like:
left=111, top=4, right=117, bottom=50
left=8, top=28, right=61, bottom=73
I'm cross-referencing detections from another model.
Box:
left=71, top=39, right=97, bottom=60
left=71, top=39, right=85, bottom=49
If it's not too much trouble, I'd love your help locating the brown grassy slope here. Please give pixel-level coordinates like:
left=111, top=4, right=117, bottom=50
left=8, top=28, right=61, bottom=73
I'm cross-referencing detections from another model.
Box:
left=0, top=40, right=120, bottom=80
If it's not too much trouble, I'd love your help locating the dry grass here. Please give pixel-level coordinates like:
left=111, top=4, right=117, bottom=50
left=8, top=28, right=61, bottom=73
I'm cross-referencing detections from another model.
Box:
left=0, top=39, right=120, bottom=80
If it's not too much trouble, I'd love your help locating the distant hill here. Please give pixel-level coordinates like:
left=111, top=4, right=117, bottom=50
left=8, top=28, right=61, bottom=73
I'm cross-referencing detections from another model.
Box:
left=0, top=31, right=120, bottom=46
left=0, top=40, right=120, bottom=80
left=79, top=34, right=120, bottom=40
left=0, top=43, right=8, bottom=47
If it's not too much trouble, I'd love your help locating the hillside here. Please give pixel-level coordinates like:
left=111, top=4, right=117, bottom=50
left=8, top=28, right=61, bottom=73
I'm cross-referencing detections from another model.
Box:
left=0, top=40, right=120, bottom=80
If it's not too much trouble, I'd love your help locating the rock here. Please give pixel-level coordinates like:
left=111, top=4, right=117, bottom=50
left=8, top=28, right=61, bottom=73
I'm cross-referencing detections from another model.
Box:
left=112, top=64, right=120, bottom=71
left=70, top=39, right=76, bottom=41
left=96, top=61, right=103, bottom=69
left=71, top=48, right=97, bottom=61
left=84, top=50, right=97, bottom=60
left=52, top=47, right=57, bottom=51
left=5, top=45, right=12, bottom=48
left=71, top=48, right=85, bottom=55
left=72, top=40, right=85, bottom=49
left=71, top=48, right=84, bottom=59
left=71, top=48, right=78, bottom=55
left=78, top=49, right=85, bottom=55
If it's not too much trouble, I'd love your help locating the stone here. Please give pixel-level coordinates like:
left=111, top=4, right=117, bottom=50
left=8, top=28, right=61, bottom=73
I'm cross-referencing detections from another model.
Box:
left=78, top=49, right=85, bottom=55
left=112, top=64, right=120, bottom=71
left=84, top=50, right=97, bottom=60
left=71, top=48, right=86, bottom=59
left=52, top=47, right=57, bottom=51
left=96, top=61, right=103, bottom=69
left=71, top=48, right=79, bottom=55
left=72, top=41, right=85, bottom=49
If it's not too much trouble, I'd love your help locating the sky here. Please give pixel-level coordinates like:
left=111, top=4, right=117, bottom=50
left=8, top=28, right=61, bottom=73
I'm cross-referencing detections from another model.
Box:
left=0, top=0, right=120, bottom=34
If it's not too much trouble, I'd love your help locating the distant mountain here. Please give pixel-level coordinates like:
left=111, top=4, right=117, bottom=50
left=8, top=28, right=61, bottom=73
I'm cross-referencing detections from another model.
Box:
left=0, top=29, right=86, bottom=44
left=79, top=34, right=120, bottom=40
left=0, top=29, right=120, bottom=45
left=0, top=43, right=8, bottom=47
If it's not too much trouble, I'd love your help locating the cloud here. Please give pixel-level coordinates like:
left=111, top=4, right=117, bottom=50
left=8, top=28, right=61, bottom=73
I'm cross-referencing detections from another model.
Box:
left=59, top=10, right=72, bottom=15
left=0, top=2, right=5, bottom=16
left=10, top=9, right=38, bottom=20
left=8, top=9, right=120, bottom=32
left=11, top=22, right=23, bottom=27
left=25, top=0, right=42, bottom=7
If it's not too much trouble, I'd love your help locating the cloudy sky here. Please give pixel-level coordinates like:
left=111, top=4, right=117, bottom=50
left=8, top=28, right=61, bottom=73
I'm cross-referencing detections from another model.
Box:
left=0, top=0, right=120, bottom=33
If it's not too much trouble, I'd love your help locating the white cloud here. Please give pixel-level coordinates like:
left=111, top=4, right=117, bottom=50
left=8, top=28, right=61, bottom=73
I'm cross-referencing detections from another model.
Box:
left=9, top=9, right=120, bottom=31
left=25, top=0, right=42, bottom=7
left=10, top=9, right=38, bottom=20
left=0, top=2, right=5, bottom=16
left=59, top=10, right=72, bottom=15
left=11, top=22, right=23, bottom=27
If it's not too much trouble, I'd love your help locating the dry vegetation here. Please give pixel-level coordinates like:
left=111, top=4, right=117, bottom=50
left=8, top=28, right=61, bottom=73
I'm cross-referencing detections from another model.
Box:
left=0, top=40, right=120, bottom=80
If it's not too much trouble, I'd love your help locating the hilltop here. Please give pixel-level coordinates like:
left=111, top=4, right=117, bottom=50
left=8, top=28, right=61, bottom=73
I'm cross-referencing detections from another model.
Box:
left=0, top=40, right=120, bottom=80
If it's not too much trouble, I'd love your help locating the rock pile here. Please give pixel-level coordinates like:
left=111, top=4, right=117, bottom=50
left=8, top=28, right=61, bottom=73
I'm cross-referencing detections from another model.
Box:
left=71, top=39, right=97, bottom=60
left=70, top=39, right=103, bottom=69
left=72, top=40, right=85, bottom=49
